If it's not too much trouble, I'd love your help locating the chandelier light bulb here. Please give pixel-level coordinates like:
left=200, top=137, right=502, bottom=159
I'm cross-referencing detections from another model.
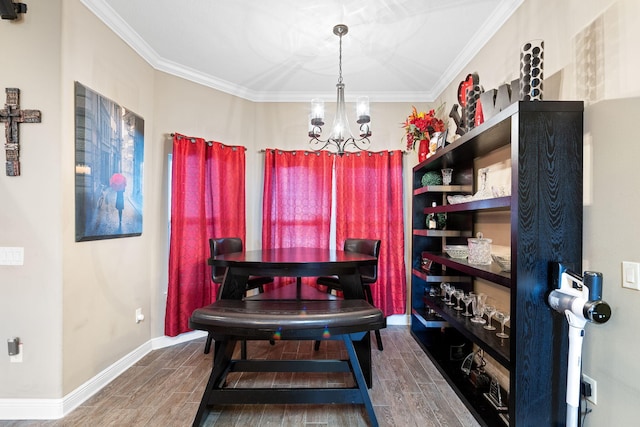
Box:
left=311, top=98, right=325, bottom=123
left=356, top=97, right=370, bottom=123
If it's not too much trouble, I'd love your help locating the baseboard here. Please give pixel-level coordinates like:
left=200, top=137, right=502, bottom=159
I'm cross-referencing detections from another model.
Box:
left=0, top=330, right=207, bottom=420
left=386, top=314, right=410, bottom=325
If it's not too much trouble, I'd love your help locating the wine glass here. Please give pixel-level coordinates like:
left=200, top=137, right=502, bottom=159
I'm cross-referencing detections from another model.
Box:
left=471, top=294, right=487, bottom=324
left=462, top=293, right=474, bottom=317
left=440, top=282, right=450, bottom=301
left=453, top=289, right=465, bottom=310
left=445, top=285, right=457, bottom=306
left=495, top=311, right=511, bottom=338
left=483, top=305, right=497, bottom=330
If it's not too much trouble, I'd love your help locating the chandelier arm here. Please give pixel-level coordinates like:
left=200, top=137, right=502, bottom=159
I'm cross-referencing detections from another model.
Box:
left=309, top=138, right=333, bottom=152
left=343, top=136, right=371, bottom=152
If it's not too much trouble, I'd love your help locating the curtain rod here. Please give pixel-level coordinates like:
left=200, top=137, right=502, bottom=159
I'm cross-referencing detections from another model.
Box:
left=258, top=149, right=410, bottom=155
left=170, top=133, right=246, bottom=151
left=170, top=135, right=406, bottom=155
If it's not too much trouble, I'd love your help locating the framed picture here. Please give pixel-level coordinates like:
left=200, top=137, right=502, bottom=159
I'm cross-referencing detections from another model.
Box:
left=437, top=129, right=448, bottom=149
left=74, top=82, right=144, bottom=241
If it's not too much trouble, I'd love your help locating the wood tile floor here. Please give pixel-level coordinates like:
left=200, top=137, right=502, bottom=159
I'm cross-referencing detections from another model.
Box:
left=0, top=326, right=479, bottom=427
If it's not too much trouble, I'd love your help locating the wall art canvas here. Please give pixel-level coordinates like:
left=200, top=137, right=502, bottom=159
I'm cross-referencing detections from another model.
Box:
left=74, top=82, right=144, bottom=241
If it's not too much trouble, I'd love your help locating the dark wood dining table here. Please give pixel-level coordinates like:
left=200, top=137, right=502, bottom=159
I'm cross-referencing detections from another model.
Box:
left=208, top=247, right=378, bottom=301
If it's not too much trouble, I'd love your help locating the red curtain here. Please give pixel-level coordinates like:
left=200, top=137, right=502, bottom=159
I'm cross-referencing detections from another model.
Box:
left=165, top=133, right=246, bottom=336
left=335, top=151, right=407, bottom=316
left=262, top=149, right=334, bottom=286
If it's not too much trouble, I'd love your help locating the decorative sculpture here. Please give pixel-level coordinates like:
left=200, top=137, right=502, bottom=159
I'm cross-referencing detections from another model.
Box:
left=449, top=73, right=481, bottom=136
left=0, top=87, right=41, bottom=176
left=479, top=79, right=519, bottom=121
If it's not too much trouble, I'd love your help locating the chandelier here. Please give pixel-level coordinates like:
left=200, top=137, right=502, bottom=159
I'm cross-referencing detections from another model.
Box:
left=308, top=24, right=371, bottom=155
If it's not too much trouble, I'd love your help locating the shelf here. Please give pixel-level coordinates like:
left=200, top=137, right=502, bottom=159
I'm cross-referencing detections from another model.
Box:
left=425, top=196, right=511, bottom=214
left=413, top=103, right=515, bottom=172
left=411, top=268, right=472, bottom=284
left=413, top=101, right=584, bottom=173
left=413, top=229, right=472, bottom=237
left=422, top=252, right=511, bottom=288
left=411, top=308, right=449, bottom=328
left=423, top=296, right=511, bottom=368
left=414, top=184, right=473, bottom=195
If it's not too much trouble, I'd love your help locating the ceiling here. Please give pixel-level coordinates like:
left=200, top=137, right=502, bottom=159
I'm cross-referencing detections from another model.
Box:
left=81, top=0, right=523, bottom=102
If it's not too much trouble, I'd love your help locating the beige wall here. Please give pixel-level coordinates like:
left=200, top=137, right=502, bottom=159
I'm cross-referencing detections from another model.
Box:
left=0, top=0, right=63, bottom=398
left=1, top=0, right=639, bottom=424
left=58, top=0, right=158, bottom=395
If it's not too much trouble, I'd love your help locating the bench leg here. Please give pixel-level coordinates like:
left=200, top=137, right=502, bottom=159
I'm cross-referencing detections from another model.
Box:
left=193, top=338, right=237, bottom=427
left=343, top=334, right=378, bottom=427
left=352, top=331, right=373, bottom=388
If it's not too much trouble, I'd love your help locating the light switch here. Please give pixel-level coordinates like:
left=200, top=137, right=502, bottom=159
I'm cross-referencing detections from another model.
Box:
left=0, top=247, right=24, bottom=266
left=622, top=261, right=640, bottom=290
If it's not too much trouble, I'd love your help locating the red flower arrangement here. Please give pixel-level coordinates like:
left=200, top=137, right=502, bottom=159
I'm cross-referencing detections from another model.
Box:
left=402, top=106, right=446, bottom=151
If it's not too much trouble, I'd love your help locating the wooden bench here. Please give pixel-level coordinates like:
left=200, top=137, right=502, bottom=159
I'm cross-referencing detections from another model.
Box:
left=189, top=298, right=386, bottom=427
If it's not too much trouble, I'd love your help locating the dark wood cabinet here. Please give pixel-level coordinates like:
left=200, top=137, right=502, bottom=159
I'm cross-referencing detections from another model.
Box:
left=410, top=101, right=584, bottom=426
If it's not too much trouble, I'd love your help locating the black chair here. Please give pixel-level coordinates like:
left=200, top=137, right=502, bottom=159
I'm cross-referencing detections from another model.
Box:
left=204, top=237, right=273, bottom=354
left=316, top=238, right=383, bottom=351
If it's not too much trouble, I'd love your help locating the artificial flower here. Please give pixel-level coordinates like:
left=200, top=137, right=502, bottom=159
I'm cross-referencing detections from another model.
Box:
left=402, top=105, right=446, bottom=151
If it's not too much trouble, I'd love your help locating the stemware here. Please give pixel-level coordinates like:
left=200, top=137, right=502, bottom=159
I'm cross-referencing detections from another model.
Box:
left=445, top=285, right=457, bottom=306
left=461, top=293, right=474, bottom=316
left=453, top=289, right=465, bottom=310
left=495, top=311, right=511, bottom=338
left=483, top=305, right=497, bottom=330
left=470, top=294, right=487, bottom=324
left=440, top=282, right=450, bottom=301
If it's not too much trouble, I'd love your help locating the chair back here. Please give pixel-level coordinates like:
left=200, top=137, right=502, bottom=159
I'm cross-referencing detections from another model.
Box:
left=209, top=237, right=243, bottom=283
left=344, top=238, right=381, bottom=284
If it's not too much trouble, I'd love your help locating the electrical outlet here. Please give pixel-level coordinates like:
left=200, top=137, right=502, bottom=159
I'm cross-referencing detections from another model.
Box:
left=582, top=374, right=597, bottom=404
left=135, top=308, right=145, bottom=323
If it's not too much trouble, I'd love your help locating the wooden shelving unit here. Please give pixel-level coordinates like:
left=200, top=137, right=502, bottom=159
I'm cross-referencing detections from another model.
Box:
left=410, top=101, right=584, bottom=426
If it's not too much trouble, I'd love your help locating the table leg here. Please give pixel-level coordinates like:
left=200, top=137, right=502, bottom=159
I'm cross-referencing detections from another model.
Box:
left=218, top=271, right=250, bottom=300
left=338, top=271, right=365, bottom=300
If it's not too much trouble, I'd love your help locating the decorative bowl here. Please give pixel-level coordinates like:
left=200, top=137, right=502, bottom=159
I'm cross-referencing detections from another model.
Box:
left=492, top=254, right=511, bottom=272
left=444, top=245, right=469, bottom=259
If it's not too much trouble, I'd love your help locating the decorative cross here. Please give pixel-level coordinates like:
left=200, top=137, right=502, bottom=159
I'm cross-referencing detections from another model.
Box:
left=0, top=88, right=42, bottom=176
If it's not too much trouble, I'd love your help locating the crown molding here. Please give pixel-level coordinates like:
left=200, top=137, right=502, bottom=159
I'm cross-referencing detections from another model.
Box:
left=81, top=0, right=523, bottom=103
